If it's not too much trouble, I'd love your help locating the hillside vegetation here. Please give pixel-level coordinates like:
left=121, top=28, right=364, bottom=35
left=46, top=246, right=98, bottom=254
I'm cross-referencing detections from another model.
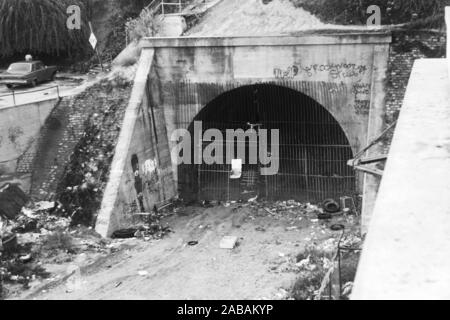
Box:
left=0, top=0, right=149, bottom=66
left=291, top=0, right=450, bottom=28
left=0, top=0, right=91, bottom=60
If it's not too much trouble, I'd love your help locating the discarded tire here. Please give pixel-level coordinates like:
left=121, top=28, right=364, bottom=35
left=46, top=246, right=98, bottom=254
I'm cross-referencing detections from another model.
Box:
left=323, top=199, right=341, bottom=213
left=111, top=228, right=138, bottom=239
left=330, top=224, right=345, bottom=231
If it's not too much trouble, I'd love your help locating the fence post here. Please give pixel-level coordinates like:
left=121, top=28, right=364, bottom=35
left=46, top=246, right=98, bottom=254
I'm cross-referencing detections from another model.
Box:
left=57, top=86, right=60, bottom=99
left=12, top=90, right=16, bottom=106
left=338, top=246, right=342, bottom=299
left=162, top=0, right=165, bottom=15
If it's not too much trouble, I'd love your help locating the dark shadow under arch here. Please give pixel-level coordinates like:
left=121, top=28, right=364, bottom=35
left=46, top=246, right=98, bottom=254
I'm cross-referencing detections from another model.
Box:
left=178, top=83, right=356, bottom=203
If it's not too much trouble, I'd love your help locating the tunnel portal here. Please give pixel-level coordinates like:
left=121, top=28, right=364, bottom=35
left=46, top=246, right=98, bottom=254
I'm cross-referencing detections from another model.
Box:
left=178, top=84, right=356, bottom=203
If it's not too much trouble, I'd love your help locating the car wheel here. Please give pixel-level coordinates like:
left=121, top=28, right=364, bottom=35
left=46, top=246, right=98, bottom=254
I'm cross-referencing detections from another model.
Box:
left=6, top=84, right=13, bottom=90
left=31, top=79, right=37, bottom=87
left=51, top=72, right=57, bottom=81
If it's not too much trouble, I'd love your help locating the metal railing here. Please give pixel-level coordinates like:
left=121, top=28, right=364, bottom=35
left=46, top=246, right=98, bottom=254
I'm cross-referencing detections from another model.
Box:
left=146, top=0, right=189, bottom=16
left=0, top=85, right=60, bottom=107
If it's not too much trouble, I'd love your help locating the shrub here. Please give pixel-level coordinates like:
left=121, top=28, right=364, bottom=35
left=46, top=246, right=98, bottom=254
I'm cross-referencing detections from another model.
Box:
left=125, top=8, right=160, bottom=43
left=291, top=0, right=450, bottom=27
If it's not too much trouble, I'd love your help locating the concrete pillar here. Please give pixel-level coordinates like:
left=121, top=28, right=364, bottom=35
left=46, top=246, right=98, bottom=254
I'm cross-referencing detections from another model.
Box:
left=95, top=49, right=155, bottom=238
left=361, top=43, right=390, bottom=234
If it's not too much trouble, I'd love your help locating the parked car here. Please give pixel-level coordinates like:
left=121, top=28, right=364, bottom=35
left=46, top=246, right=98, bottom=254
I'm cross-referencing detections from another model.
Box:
left=0, top=61, right=57, bottom=89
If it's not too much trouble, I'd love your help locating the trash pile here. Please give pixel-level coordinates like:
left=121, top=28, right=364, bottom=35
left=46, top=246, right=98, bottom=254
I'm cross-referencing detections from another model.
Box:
left=55, top=77, right=132, bottom=227
left=265, top=227, right=363, bottom=300
left=286, top=243, right=335, bottom=300
left=111, top=208, right=173, bottom=241
left=0, top=200, right=110, bottom=298
left=235, top=197, right=358, bottom=225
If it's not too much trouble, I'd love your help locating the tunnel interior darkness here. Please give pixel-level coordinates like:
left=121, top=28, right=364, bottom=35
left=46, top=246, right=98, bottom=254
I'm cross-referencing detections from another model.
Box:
left=178, top=83, right=356, bottom=203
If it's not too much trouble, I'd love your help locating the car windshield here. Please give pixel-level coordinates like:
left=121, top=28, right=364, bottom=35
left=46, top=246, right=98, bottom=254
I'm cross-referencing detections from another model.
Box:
left=7, top=63, right=31, bottom=74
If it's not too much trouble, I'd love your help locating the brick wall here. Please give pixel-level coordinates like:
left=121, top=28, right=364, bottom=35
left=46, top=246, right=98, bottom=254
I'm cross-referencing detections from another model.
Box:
left=386, top=30, right=446, bottom=124
left=17, top=79, right=132, bottom=203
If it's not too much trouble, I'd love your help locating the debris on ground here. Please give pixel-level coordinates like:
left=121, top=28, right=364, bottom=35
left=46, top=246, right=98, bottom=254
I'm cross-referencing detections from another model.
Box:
left=322, top=199, right=341, bottom=213
left=112, top=209, right=173, bottom=241
left=0, top=200, right=107, bottom=298
left=1, top=195, right=360, bottom=300
left=0, top=184, right=29, bottom=220
left=220, top=236, right=239, bottom=249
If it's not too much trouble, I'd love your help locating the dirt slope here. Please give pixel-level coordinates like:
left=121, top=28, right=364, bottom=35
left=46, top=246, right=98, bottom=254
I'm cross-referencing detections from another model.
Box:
left=186, top=0, right=330, bottom=36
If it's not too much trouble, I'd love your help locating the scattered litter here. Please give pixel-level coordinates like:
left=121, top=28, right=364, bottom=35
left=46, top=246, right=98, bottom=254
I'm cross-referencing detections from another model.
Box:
left=34, top=201, right=56, bottom=212
left=342, top=282, right=354, bottom=299
left=317, top=213, right=332, bottom=220
left=21, top=208, right=38, bottom=219
left=138, top=270, right=148, bottom=276
left=65, top=265, right=82, bottom=293
left=220, top=236, right=238, bottom=249
left=187, top=241, right=199, bottom=246
left=19, top=254, right=32, bottom=263
left=255, top=226, right=266, bottom=232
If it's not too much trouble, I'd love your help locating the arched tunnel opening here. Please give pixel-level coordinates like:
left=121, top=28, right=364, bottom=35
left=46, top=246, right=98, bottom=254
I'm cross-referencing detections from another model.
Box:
left=178, top=84, right=356, bottom=204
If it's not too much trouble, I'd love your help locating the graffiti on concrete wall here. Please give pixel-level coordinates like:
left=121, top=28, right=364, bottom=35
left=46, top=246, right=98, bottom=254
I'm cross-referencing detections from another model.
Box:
left=8, top=126, right=25, bottom=151
left=142, top=158, right=160, bottom=193
left=273, top=65, right=300, bottom=80
left=352, top=82, right=371, bottom=115
left=274, top=62, right=369, bottom=80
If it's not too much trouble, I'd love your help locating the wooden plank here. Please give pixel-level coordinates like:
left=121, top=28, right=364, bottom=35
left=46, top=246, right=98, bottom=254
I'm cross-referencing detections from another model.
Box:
left=353, top=165, right=384, bottom=177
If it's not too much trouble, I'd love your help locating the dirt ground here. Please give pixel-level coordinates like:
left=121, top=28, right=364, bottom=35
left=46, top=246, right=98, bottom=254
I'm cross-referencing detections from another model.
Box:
left=6, top=202, right=357, bottom=300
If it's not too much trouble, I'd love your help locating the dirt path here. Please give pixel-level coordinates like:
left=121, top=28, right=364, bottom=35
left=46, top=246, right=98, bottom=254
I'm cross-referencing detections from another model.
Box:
left=16, top=203, right=347, bottom=300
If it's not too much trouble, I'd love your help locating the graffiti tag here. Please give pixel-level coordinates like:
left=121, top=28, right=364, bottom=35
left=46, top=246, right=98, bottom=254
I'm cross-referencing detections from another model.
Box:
left=274, top=62, right=368, bottom=80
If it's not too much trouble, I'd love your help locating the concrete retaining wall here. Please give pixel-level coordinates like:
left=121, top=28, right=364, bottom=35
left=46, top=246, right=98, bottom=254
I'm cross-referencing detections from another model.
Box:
left=96, top=50, right=177, bottom=237
left=353, top=59, right=450, bottom=299
left=0, top=98, right=59, bottom=176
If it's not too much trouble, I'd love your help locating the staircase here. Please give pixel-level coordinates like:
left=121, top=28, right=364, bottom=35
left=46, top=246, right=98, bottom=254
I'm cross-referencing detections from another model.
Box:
left=17, top=96, right=92, bottom=201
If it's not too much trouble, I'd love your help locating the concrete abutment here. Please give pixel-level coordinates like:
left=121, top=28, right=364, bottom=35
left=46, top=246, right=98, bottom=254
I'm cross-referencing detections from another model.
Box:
left=96, top=32, right=391, bottom=237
